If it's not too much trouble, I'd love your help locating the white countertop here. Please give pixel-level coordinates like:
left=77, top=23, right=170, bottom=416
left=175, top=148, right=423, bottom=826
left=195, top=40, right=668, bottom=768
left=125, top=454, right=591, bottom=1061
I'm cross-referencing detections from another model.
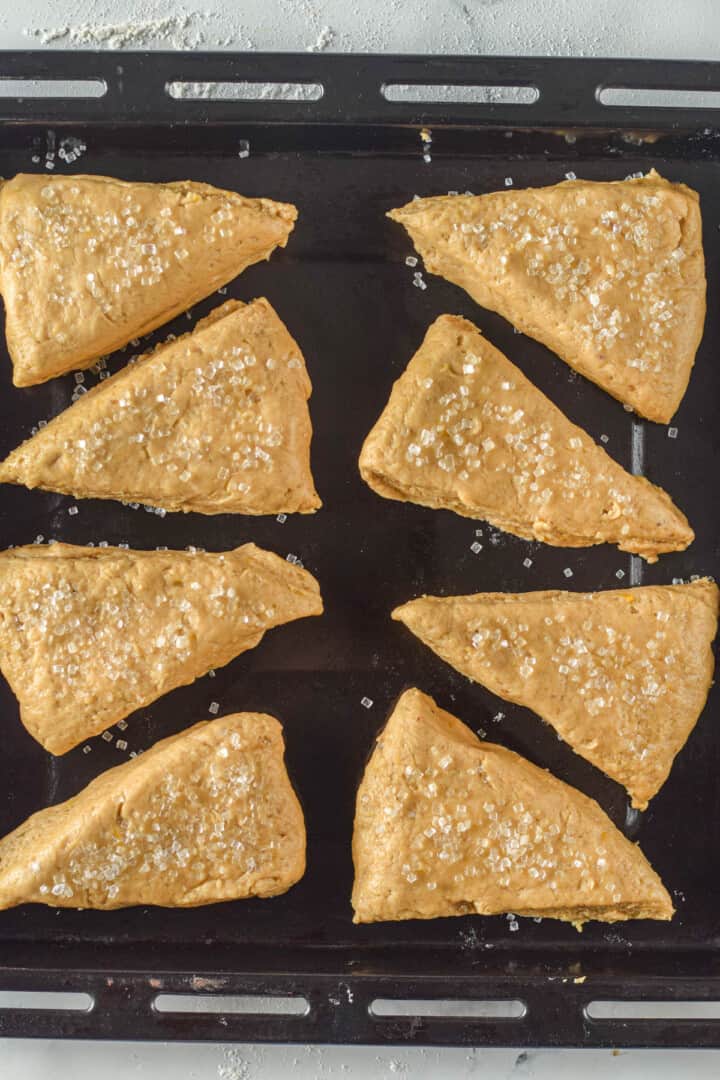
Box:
left=1, top=0, right=719, bottom=1076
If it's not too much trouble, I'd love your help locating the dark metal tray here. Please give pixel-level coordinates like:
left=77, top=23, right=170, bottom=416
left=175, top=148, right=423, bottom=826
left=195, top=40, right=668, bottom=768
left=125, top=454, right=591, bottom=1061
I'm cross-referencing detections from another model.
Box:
left=0, top=50, right=718, bottom=1049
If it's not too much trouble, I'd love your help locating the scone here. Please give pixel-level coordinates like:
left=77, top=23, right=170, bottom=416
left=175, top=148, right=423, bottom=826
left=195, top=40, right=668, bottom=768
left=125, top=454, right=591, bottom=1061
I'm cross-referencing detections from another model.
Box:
left=394, top=581, right=719, bottom=809
left=0, top=173, right=297, bottom=386
left=0, top=713, right=305, bottom=909
left=359, top=314, right=693, bottom=561
left=388, top=171, right=705, bottom=423
left=0, top=542, right=323, bottom=754
left=352, top=689, right=674, bottom=926
left=0, top=298, right=321, bottom=515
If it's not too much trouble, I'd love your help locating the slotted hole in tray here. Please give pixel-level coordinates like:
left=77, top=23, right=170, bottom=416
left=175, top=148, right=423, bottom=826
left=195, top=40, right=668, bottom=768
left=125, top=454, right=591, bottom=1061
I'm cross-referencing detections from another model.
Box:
left=166, top=81, right=324, bottom=102
left=153, top=993, right=309, bottom=1016
left=587, top=1000, right=720, bottom=1020
left=370, top=998, right=526, bottom=1019
left=0, top=79, right=106, bottom=99
left=598, top=86, right=720, bottom=108
left=382, top=83, right=539, bottom=104
left=0, top=990, right=94, bottom=1011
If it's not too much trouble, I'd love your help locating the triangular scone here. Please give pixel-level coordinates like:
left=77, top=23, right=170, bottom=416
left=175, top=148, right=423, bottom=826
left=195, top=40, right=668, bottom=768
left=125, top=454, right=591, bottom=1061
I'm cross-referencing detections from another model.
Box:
left=0, top=542, right=323, bottom=754
left=388, top=171, right=705, bottom=423
left=0, top=712, right=305, bottom=910
left=359, top=314, right=693, bottom=561
left=0, top=298, right=321, bottom=515
left=0, top=173, right=297, bottom=386
left=352, top=689, right=673, bottom=926
left=394, top=581, right=719, bottom=810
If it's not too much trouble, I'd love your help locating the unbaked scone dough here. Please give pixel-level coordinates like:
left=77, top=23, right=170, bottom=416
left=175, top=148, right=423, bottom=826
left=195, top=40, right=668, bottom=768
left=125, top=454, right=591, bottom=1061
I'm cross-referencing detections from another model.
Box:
left=394, top=581, right=719, bottom=809
left=0, top=298, right=321, bottom=515
left=359, top=314, right=693, bottom=561
left=0, top=712, right=305, bottom=909
left=0, top=173, right=297, bottom=386
left=0, top=542, right=323, bottom=754
left=352, top=689, right=674, bottom=925
left=388, top=171, right=705, bottom=423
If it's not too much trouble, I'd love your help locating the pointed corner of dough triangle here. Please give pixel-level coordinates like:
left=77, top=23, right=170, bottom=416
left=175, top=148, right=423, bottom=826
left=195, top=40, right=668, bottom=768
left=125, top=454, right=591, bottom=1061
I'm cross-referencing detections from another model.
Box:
left=0, top=712, right=306, bottom=910
left=352, top=689, right=674, bottom=926
left=359, top=313, right=693, bottom=561
left=0, top=542, right=323, bottom=754
left=392, top=582, right=719, bottom=809
left=0, top=173, right=298, bottom=385
left=388, top=174, right=705, bottom=422
left=0, top=296, right=321, bottom=516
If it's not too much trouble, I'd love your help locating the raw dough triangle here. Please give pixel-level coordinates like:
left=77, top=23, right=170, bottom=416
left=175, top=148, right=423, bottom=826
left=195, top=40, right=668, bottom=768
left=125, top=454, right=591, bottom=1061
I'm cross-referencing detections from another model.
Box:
left=352, top=689, right=673, bottom=925
left=359, top=314, right=693, bottom=561
left=394, top=581, right=719, bottom=809
left=0, top=712, right=305, bottom=910
left=388, top=171, right=705, bottom=423
left=0, top=173, right=297, bottom=386
left=0, top=298, right=321, bottom=515
left=0, top=542, right=323, bottom=754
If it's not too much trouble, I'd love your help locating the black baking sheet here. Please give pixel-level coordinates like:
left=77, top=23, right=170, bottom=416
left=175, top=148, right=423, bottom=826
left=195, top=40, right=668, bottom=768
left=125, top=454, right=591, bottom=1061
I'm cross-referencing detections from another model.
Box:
left=0, top=52, right=718, bottom=1048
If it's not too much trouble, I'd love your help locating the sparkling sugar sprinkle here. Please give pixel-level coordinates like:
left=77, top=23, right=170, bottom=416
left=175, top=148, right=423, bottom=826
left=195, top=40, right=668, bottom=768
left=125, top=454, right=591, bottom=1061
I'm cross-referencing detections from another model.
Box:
left=372, top=737, right=631, bottom=905
left=361, top=697, right=374, bottom=709
left=28, top=310, right=303, bottom=504
left=448, top=182, right=689, bottom=386
left=15, top=179, right=247, bottom=313
left=30, top=718, right=292, bottom=907
left=465, top=587, right=688, bottom=743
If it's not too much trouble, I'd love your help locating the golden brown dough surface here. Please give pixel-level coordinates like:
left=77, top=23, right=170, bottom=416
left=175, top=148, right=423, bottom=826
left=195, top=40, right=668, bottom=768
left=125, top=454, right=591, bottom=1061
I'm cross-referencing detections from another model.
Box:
left=0, top=542, right=323, bottom=754
left=359, top=314, right=693, bottom=561
left=389, top=171, right=705, bottom=423
left=0, top=712, right=305, bottom=910
left=0, top=298, right=321, bottom=515
left=394, top=581, right=719, bottom=809
left=0, top=173, right=297, bottom=386
left=352, top=689, right=674, bottom=925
